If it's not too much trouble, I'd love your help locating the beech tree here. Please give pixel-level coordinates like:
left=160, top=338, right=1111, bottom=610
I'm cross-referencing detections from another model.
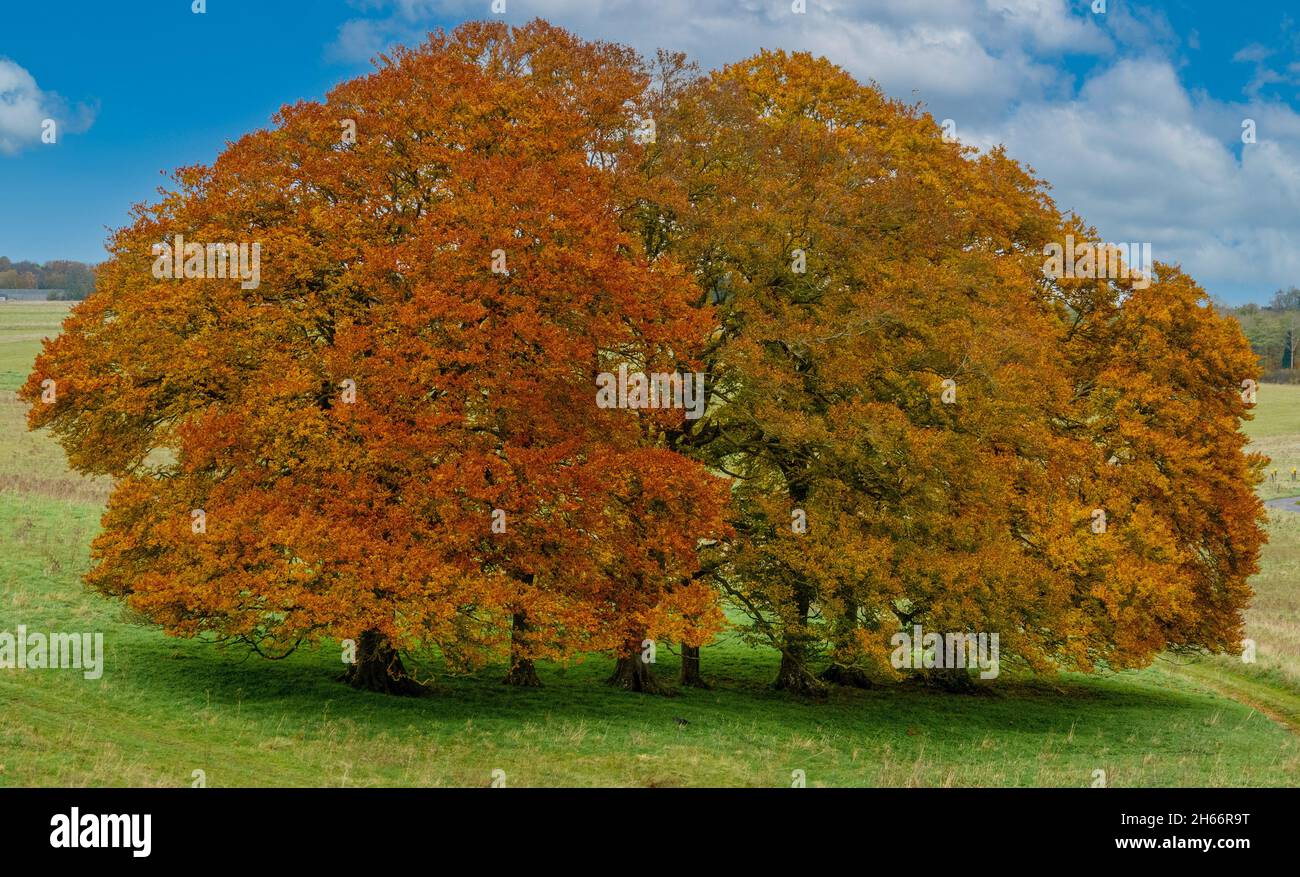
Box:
left=1049, top=246, right=1266, bottom=668
left=22, top=21, right=728, bottom=694
left=627, top=49, right=1264, bottom=693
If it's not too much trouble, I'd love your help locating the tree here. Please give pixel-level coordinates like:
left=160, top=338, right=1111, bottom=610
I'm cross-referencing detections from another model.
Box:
left=628, top=49, right=1264, bottom=692
left=1269, top=286, right=1300, bottom=311
left=1051, top=255, right=1266, bottom=668
left=625, top=49, right=1069, bottom=694
left=22, top=20, right=728, bottom=694
left=40, top=260, right=98, bottom=299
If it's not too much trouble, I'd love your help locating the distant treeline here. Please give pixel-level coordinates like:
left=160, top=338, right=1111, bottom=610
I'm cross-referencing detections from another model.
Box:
left=1223, top=287, right=1300, bottom=383
left=0, top=256, right=96, bottom=300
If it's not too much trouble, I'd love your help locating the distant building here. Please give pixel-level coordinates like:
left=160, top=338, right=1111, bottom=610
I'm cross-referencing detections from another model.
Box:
left=0, top=288, right=68, bottom=301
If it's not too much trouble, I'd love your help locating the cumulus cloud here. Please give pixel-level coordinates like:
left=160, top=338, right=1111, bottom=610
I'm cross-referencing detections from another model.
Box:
left=962, top=57, right=1300, bottom=298
left=0, top=58, right=96, bottom=156
left=326, top=0, right=1110, bottom=122
left=326, top=19, right=391, bottom=63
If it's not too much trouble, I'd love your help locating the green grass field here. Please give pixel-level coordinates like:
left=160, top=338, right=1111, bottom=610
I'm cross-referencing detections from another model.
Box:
left=1245, top=382, right=1300, bottom=499
left=2, top=301, right=1298, bottom=787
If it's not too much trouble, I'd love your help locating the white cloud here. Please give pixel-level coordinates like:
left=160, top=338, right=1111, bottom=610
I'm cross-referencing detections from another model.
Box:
left=1234, top=43, right=1273, bottom=64
left=0, top=58, right=95, bottom=156
left=326, top=19, right=391, bottom=63
left=967, top=58, right=1300, bottom=298
left=983, top=0, right=1110, bottom=53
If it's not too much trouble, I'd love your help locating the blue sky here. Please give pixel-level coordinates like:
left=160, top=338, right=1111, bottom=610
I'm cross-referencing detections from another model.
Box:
left=4, top=0, right=1300, bottom=304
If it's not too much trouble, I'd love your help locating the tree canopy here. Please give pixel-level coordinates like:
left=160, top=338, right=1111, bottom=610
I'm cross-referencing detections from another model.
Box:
left=23, top=20, right=1266, bottom=695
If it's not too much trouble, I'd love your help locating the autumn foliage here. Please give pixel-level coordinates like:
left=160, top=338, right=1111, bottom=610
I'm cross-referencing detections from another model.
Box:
left=23, top=20, right=1265, bottom=696
left=628, top=49, right=1265, bottom=693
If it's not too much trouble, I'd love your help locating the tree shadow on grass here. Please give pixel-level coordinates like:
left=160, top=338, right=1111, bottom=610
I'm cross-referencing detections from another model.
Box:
left=116, top=629, right=1233, bottom=746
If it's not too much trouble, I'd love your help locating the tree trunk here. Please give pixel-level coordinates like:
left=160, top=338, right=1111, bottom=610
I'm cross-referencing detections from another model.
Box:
left=774, top=591, right=827, bottom=697
left=503, top=611, right=542, bottom=687
left=607, top=640, right=673, bottom=695
left=773, top=478, right=826, bottom=697
left=775, top=649, right=828, bottom=697
left=341, top=629, right=425, bottom=696
left=820, top=598, right=871, bottom=688
left=680, top=643, right=710, bottom=689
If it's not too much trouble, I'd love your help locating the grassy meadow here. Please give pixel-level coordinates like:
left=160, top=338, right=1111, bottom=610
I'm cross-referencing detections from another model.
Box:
left=2, top=300, right=1298, bottom=787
